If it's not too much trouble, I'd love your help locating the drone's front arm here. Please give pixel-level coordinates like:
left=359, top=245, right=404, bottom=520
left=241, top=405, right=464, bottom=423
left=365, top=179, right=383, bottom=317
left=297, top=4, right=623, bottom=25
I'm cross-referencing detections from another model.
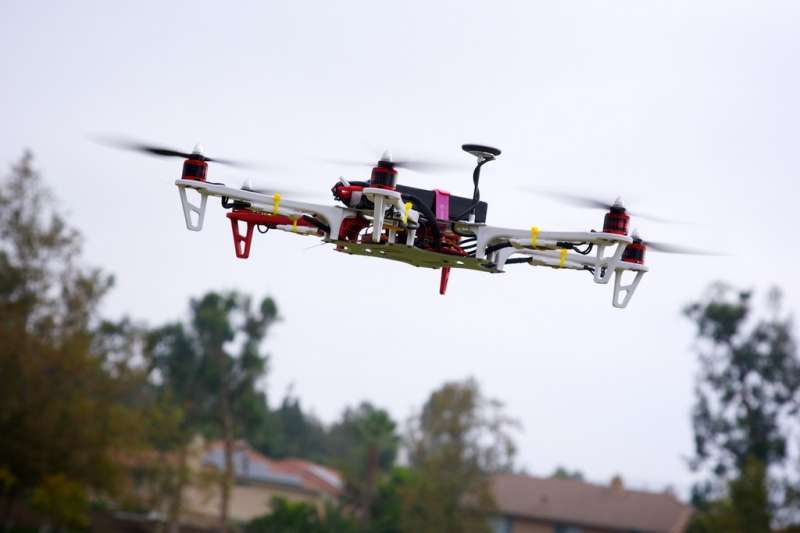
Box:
left=175, top=179, right=357, bottom=240
left=455, top=221, right=647, bottom=308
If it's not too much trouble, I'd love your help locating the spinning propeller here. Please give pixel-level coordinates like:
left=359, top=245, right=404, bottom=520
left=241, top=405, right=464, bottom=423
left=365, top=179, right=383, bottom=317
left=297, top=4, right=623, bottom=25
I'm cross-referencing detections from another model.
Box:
left=91, top=134, right=260, bottom=169
left=91, top=134, right=312, bottom=197
left=238, top=179, right=311, bottom=198
left=631, top=230, right=721, bottom=256
left=321, top=149, right=459, bottom=173
left=526, top=189, right=680, bottom=224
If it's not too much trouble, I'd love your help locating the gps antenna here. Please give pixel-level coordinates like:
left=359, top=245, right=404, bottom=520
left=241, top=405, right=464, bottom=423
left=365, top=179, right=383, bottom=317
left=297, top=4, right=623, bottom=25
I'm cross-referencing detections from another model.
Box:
left=459, top=144, right=501, bottom=221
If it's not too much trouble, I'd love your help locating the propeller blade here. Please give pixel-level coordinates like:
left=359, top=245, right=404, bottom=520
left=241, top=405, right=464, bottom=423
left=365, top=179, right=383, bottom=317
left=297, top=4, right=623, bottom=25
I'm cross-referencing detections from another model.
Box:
left=626, top=210, right=685, bottom=225
left=317, top=152, right=459, bottom=174
left=318, top=158, right=372, bottom=168
left=392, top=159, right=460, bottom=173
left=524, top=188, right=686, bottom=224
left=524, top=188, right=611, bottom=210
left=204, top=156, right=260, bottom=169
left=91, top=134, right=262, bottom=169
left=644, top=240, right=723, bottom=256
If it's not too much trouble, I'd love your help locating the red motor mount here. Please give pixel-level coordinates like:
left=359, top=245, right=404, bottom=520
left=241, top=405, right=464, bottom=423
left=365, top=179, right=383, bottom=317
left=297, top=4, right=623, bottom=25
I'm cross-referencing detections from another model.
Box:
left=332, top=182, right=367, bottom=208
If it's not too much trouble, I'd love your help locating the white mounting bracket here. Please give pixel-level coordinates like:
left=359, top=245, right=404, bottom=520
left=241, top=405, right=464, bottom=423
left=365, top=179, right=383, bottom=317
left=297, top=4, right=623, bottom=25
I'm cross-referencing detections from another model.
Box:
left=613, top=268, right=646, bottom=308
left=363, top=187, right=406, bottom=243
left=178, top=185, right=208, bottom=231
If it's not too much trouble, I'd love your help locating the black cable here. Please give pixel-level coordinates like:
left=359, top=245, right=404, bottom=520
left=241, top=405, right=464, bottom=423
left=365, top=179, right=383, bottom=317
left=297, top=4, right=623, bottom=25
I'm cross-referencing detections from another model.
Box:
left=257, top=225, right=269, bottom=234
left=401, top=192, right=441, bottom=246
left=452, top=159, right=490, bottom=221
left=485, top=242, right=512, bottom=255
left=556, top=241, right=594, bottom=255
left=221, top=196, right=252, bottom=210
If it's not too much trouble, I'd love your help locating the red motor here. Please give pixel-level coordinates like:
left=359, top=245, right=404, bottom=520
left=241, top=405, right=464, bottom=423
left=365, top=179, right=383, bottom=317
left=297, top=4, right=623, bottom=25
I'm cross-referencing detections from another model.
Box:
left=369, top=150, right=398, bottom=189
left=369, top=163, right=397, bottom=189
left=181, top=158, right=208, bottom=181
left=622, top=236, right=646, bottom=264
left=602, top=198, right=629, bottom=235
left=181, top=145, right=208, bottom=181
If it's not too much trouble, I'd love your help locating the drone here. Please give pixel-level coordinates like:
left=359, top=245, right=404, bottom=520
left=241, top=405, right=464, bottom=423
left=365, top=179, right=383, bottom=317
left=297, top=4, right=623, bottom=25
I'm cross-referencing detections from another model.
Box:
left=97, top=137, right=711, bottom=308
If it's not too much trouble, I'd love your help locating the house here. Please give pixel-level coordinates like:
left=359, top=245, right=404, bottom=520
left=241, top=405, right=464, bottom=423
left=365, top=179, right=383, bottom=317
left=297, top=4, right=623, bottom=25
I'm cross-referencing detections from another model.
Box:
left=181, top=440, right=343, bottom=528
left=490, top=473, right=692, bottom=533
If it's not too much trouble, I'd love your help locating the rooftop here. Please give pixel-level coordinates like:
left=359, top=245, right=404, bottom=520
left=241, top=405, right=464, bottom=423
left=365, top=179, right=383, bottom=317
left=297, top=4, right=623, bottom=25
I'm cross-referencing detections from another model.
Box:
left=492, top=473, right=692, bottom=533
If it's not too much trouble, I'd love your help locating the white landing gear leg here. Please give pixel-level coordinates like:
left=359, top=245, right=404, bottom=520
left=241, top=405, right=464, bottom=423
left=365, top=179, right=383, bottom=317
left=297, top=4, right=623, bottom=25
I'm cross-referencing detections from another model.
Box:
left=372, top=194, right=384, bottom=243
left=178, top=186, right=208, bottom=231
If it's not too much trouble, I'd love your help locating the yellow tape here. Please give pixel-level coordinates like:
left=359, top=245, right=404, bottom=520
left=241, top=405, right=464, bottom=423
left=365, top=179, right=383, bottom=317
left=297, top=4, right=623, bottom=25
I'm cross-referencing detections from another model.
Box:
left=403, top=202, right=413, bottom=224
left=291, top=217, right=298, bottom=232
left=272, top=193, right=281, bottom=215
left=559, top=248, right=568, bottom=268
left=530, top=226, right=540, bottom=247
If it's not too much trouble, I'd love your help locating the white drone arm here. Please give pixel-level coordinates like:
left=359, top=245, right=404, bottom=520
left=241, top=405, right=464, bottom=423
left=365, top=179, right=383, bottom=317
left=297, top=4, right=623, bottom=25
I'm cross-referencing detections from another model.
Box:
left=175, top=179, right=355, bottom=240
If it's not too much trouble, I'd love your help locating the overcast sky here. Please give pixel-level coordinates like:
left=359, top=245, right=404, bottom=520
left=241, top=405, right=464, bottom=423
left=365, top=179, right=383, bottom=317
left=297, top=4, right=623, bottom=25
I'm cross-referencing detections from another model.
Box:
left=2, top=0, right=799, bottom=496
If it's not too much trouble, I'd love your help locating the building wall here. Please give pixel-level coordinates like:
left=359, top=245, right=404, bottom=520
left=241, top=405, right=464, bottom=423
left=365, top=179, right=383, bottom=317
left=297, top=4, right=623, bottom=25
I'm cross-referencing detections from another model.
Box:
left=183, top=481, right=324, bottom=525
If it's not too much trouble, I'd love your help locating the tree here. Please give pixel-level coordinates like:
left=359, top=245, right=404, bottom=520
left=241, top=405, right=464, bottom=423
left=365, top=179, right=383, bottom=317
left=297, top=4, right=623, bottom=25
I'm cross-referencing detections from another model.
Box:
left=688, top=457, right=771, bottom=533
left=146, top=290, right=278, bottom=532
left=550, top=466, right=584, bottom=481
left=366, top=467, right=412, bottom=533
left=0, top=151, right=142, bottom=527
left=327, top=403, right=399, bottom=526
left=268, top=394, right=329, bottom=460
left=400, top=378, right=517, bottom=533
left=685, top=282, right=800, bottom=528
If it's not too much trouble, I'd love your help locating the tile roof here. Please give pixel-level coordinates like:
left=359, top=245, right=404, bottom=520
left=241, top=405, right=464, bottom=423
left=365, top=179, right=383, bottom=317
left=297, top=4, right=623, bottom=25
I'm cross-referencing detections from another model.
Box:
left=492, top=473, right=692, bottom=533
left=269, top=458, right=343, bottom=496
left=202, top=441, right=342, bottom=498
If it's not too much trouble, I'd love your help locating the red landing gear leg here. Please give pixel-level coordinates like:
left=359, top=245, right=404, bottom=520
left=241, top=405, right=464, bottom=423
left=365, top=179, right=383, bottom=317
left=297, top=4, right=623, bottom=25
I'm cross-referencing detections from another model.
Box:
left=439, top=266, right=450, bottom=295
left=227, top=215, right=256, bottom=259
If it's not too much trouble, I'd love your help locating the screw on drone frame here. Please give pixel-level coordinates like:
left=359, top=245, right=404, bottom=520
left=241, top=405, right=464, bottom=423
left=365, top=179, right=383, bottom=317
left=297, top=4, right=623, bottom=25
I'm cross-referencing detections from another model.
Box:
left=458, top=144, right=501, bottom=222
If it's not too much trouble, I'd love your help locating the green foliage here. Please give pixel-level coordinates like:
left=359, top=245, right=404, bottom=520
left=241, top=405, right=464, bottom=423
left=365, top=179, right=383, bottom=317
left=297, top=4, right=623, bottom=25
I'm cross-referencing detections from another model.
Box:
left=146, top=291, right=279, bottom=441
left=686, top=284, right=799, bottom=479
left=245, top=498, right=361, bottom=533
left=327, top=402, right=399, bottom=520
left=30, top=474, right=89, bottom=529
left=145, top=290, right=279, bottom=529
left=688, top=457, right=771, bottom=533
left=366, top=467, right=412, bottom=533
left=685, top=282, right=800, bottom=526
left=550, top=466, right=585, bottom=481
left=0, top=152, right=142, bottom=520
left=400, top=378, right=517, bottom=533
left=0, top=151, right=112, bottom=343
left=268, top=395, right=329, bottom=460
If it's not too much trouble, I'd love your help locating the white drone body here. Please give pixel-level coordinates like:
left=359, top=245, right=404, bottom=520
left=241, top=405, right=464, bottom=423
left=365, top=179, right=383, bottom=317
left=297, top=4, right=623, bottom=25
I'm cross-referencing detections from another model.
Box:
left=174, top=173, right=647, bottom=309
left=96, top=135, right=668, bottom=308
